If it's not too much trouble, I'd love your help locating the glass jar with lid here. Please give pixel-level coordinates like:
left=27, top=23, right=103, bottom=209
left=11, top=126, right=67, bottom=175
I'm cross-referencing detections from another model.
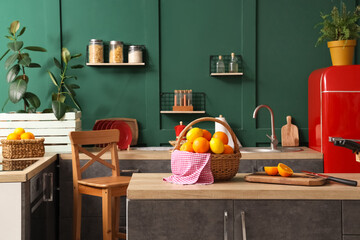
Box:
left=88, top=39, right=104, bottom=63
left=128, top=45, right=143, bottom=63
left=109, top=41, right=123, bottom=63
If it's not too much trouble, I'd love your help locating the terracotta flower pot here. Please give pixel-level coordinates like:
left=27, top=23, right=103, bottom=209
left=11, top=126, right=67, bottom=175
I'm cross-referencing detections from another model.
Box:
left=327, top=40, right=357, bottom=66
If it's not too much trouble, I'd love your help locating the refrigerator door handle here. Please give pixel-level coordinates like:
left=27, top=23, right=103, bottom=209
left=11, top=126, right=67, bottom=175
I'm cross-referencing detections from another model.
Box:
left=329, top=137, right=360, bottom=143
left=329, top=137, right=360, bottom=153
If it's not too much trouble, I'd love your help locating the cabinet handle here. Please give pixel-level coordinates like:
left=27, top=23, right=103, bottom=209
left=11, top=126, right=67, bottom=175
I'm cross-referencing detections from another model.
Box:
left=241, top=210, right=247, bottom=240
left=120, top=169, right=140, bottom=173
left=224, top=210, right=228, bottom=240
left=43, top=172, right=53, bottom=202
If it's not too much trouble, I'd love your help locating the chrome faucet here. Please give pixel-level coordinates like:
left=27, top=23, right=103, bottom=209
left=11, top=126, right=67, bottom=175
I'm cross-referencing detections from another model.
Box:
left=253, top=105, right=279, bottom=150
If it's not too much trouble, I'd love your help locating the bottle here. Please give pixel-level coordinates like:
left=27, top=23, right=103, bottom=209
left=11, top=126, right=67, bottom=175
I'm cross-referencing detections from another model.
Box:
left=229, top=53, right=238, bottom=73
left=216, top=55, right=225, bottom=73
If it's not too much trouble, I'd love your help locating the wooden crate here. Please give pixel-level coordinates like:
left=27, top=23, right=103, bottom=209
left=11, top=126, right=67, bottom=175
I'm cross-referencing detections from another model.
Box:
left=0, top=112, right=81, bottom=153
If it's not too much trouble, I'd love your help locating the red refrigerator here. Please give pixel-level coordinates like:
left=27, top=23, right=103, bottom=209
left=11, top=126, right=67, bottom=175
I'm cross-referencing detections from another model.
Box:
left=308, top=65, right=360, bottom=173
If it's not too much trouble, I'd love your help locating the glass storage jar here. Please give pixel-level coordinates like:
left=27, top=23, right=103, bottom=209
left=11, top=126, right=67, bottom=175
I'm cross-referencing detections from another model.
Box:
left=88, top=39, right=104, bottom=63
left=109, top=41, right=123, bottom=63
left=128, top=45, right=143, bottom=63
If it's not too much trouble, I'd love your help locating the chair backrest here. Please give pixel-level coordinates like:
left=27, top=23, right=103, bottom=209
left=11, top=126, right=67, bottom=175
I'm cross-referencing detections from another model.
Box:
left=69, top=129, right=120, bottom=182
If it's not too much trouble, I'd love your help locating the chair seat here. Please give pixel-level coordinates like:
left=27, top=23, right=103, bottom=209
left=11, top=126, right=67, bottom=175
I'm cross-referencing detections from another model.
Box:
left=78, top=176, right=131, bottom=188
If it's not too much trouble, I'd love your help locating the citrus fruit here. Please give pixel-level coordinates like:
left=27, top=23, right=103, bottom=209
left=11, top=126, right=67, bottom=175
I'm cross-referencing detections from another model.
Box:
left=193, top=137, right=210, bottom=153
left=277, top=163, right=293, bottom=177
left=180, top=141, right=195, bottom=152
left=202, top=129, right=212, bottom=141
left=209, top=137, right=224, bottom=154
left=186, top=128, right=203, bottom=143
left=264, top=166, right=278, bottom=176
left=14, top=128, right=25, bottom=136
left=20, top=132, right=35, bottom=140
left=223, top=144, right=234, bottom=154
left=212, top=131, right=229, bottom=145
left=7, top=133, right=21, bottom=140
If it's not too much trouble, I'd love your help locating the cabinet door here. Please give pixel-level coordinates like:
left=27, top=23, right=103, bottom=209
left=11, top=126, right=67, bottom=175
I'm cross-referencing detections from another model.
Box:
left=128, top=200, right=233, bottom=240
left=343, top=201, right=360, bottom=235
left=234, top=200, right=341, bottom=240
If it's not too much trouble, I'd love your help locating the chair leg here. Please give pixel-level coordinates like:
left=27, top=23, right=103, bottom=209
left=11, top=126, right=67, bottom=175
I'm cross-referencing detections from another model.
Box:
left=112, top=197, right=124, bottom=240
left=73, top=189, right=82, bottom=240
left=102, top=189, right=112, bottom=240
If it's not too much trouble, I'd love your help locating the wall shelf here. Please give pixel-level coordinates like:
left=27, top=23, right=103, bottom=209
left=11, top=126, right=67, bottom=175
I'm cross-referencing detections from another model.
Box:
left=160, top=92, right=206, bottom=114
left=160, top=111, right=206, bottom=114
left=209, top=54, right=243, bottom=76
left=86, top=63, right=145, bottom=66
left=210, top=72, right=243, bottom=76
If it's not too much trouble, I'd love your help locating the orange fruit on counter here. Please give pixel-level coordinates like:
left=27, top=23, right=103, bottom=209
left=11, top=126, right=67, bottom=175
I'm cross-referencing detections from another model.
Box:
left=7, top=133, right=21, bottom=140
left=186, top=128, right=203, bottom=143
left=193, top=137, right=210, bottom=153
left=20, top=132, right=35, bottom=140
left=223, top=145, right=234, bottom=154
left=14, top=128, right=25, bottom=136
left=264, top=166, right=278, bottom=176
left=202, top=129, right=212, bottom=141
left=212, top=131, right=228, bottom=145
left=277, top=163, right=293, bottom=177
left=209, top=138, right=224, bottom=154
left=180, top=141, right=195, bottom=152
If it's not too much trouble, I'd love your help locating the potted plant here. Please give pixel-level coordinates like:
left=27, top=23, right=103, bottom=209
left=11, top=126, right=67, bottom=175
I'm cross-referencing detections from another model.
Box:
left=0, top=20, right=46, bottom=112
left=47, top=47, right=83, bottom=120
left=315, top=2, right=360, bottom=66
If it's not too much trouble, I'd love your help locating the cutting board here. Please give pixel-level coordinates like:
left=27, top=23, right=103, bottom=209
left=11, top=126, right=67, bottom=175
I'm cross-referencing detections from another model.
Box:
left=245, top=172, right=326, bottom=186
left=96, top=118, right=138, bottom=146
left=281, top=116, right=299, bottom=146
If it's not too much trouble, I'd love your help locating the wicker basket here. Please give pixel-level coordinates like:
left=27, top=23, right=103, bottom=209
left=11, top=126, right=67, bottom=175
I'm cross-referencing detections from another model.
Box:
left=1, top=138, right=45, bottom=159
left=0, top=159, right=38, bottom=171
left=174, top=117, right=241, bottom=181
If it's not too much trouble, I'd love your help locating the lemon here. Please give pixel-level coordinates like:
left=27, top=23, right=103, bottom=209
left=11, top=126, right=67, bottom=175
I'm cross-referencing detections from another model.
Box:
left=7, top=133, right=21, bottom=140
left=210, top=138, right=224, bottom=154
left=186, top=128, right=203, bottom=143
left=14, top=128, right=25, bottom=136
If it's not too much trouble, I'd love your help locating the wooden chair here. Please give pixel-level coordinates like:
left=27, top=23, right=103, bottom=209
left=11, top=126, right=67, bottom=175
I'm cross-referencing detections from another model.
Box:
left=69, top=129, right=131, bottom=240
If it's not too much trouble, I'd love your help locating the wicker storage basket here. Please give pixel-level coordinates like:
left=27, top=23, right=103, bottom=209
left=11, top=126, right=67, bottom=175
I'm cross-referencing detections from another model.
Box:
left=0, top=159, right=38, bottom=171
left=174, top=117, right=241, bottom=181
left=1, top=138, right=45, bottom=159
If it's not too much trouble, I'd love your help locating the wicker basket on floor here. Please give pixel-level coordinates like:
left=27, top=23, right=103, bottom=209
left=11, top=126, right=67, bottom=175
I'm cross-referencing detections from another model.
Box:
left=174, top=117, right=241, bottom=181
left=1, top=138, right=45, bottom=159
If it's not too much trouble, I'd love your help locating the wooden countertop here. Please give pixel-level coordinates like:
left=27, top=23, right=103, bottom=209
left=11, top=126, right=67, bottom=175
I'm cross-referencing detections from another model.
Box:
left=127, top=173, right=360, bottom=200
left=60, top=147, right=322, bottom=160
left=0, top=153, right=57, bottom=182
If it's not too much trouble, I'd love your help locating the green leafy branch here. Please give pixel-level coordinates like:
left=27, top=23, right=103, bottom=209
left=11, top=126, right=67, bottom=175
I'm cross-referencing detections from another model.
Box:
left=0, top=20, right=46, bottom=112
left=48, top=47, right=83, bottom=120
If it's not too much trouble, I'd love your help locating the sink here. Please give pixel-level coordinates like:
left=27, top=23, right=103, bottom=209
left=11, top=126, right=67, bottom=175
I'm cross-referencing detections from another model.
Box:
left=240, top=147, right=303, bottom=153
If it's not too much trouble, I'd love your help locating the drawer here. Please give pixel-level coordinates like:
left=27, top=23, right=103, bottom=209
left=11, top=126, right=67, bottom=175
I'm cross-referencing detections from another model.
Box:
left=342, top=201, right=360, bottom=235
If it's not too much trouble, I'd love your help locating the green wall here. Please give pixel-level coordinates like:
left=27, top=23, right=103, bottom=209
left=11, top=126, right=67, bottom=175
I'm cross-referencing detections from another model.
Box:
left=0, top=0, right=358, bottom=147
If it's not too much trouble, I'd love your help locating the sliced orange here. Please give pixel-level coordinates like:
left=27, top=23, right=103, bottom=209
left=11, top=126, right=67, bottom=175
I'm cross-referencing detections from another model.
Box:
left=277, top=163, right=293, bottom=177
left=264, top=166, right=278, bottom=176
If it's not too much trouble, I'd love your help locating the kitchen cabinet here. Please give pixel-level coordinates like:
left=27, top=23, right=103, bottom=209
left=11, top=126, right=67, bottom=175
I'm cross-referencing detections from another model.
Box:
left=234, top=200, right=341, bottom=240
left=128, top=200, right=233, bottom=240
left=343, top=200, right=360, bottom=238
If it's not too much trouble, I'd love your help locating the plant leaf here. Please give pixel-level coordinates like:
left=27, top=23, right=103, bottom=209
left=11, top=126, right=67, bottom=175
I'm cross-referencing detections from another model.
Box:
left=18, top=27, right=26, bottom=37
left=27, top=107, right=36, bottom=113
left=71, top=53, right=82, bottom=59
left=2, top=98, right=9, bottom=111
left=9, top=79, right=27, bottom=103
left=28, top=63, right=41, bottom=68
left=61, top=47, right=71, bottom=64
left=64, top=83, right=76, bottom=96
left=0, top=49, right=10, bottom=61
left=10, top=21, right=20, bottom=35
left=19, top=54, right=31, bottom=67
left=15, top=74, right=29, bottom=83
left=69, top=83, right=80, bottom=89
left=48, top=71, right=58, bottom=87
left=24, top=92, right=41, bottom=108
left=52, top=100, right=66, bottom=120
left=23, top=46, right=47, bottom=52
left=16, top=110, right=26, bottom=113
left=7, top=41, right=23, bottom=51
left=53, top=57, right=62, bottom=69
left=42, top=108, right=53, bottom=113
left=5, top=36, right=14, bottom=41
left=71, top=64, right=84, bottom=69
left=5, top=53, right=19, bottom=69
left=64, top=75, right=77, bottom=80
left=65, top=86, right=81, bottom=110
left=6, top=64, right=20, bottom=83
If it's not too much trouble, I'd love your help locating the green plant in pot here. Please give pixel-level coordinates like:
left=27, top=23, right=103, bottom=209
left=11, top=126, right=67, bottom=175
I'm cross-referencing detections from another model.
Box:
left=47, top=47, right=83, bottom=120
left=0, top=20, right=47, bottom=112
left=315, top=2, right=360, bottom=66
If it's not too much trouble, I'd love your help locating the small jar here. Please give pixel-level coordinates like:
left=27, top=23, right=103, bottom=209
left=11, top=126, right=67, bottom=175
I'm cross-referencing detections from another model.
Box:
left=109, top=41, right=123, bottom=63
left=128, top=45, right=143, bottom=63
left=88, top=39, right=104, bottom=63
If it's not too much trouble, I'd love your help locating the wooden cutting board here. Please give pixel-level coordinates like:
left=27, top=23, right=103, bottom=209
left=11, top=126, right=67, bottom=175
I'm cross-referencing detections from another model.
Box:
left=245, top=172, right=326, bottom=186
left=281, top=116, right=299, bottom=146
left=97, top=118, right=138, bottom=146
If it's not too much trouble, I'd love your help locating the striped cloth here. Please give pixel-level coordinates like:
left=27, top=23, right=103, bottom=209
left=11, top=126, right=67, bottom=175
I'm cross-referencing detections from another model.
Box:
left=163, top=150, right=214, bottom=185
